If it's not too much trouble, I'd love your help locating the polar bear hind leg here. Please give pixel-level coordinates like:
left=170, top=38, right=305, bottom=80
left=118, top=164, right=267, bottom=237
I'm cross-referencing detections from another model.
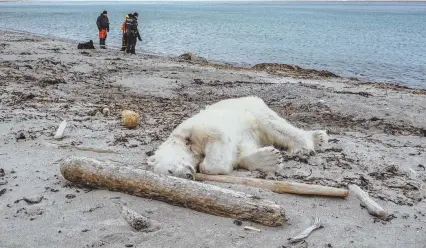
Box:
left=259, top=113, right=328, bottom=154
left=240, top=96, right=329, bottom=154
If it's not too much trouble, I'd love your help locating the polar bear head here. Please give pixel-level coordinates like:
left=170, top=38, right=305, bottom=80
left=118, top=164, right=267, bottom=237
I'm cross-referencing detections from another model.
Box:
left=147, top=134, right=201, bottom=179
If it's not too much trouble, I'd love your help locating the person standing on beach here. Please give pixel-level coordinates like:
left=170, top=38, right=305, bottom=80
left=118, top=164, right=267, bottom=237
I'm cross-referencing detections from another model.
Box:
left=96, top=10, right=109, bottom=49
left=120, top=13, right=132, bottom=51
left=125, top=12, right=142, bottom=55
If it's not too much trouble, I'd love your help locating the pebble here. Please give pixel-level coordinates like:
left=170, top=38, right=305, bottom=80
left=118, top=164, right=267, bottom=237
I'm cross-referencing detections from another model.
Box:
left=65, top=194, right=76, bottom=199
left=102, top=108, right=110, bottom=116
left=16, top=132, right=26, bottom=140
left=233, top=219, right=243, bottom=226
left=0, top=188, right=7, bottom=197
left=23, top=195, right=44, bottom=204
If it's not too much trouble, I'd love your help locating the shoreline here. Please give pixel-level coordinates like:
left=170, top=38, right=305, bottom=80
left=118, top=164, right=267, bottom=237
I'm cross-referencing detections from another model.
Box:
left=1, top=27, right=424, bottom=91
left=1, top=29, right=426, bottom=248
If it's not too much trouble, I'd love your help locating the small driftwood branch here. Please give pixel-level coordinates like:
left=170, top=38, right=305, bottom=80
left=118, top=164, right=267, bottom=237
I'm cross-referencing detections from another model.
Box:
left=46, top=143, right=119, bottom=154
left=288, top=217, right=323, bottom=243
left=54, top=120, right=67, bottom=140
left=194, top=174, right=348, bottom=197
left=244, top=226, right=261, bottom=232
left=60, top=156, right=286, bottom=226
left=113, top=201, right=161, bottom=232
left=349, top=184, right=386, bottom=217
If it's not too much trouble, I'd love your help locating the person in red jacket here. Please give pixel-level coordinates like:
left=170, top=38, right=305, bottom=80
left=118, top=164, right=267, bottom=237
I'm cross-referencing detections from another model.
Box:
left=96, top=10, right=109, bottom=49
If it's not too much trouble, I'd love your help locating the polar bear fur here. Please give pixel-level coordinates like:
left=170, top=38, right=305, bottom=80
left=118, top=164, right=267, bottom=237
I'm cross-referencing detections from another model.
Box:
left=147, top=96, right=328, bottom=179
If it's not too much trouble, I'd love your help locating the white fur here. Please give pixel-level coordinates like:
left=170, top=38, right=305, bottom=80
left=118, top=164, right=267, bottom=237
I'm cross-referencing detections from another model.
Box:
left=148, top=96, right=328, bottom=178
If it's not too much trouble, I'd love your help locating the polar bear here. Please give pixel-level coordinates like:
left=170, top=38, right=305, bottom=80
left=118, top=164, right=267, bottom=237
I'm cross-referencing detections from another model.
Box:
left=147, top=96, right=328, bottom=179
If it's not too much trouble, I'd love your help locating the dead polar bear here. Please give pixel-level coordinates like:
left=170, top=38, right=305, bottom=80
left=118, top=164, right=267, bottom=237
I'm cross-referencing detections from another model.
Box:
left=148, top=96, right=328, bottom=179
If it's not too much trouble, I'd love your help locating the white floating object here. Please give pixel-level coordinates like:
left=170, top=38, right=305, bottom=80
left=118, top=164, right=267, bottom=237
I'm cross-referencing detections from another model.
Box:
left=54, top=120, right=67, bottom=140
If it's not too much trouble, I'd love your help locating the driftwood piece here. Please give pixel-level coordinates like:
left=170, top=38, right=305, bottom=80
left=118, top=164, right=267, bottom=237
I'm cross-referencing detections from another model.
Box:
left=45, top=143, right=120, bottom=154
left=244, top=226, right=261, bottom=232
left=54, top=120, right=67, bottom=140
left=288, top=217, right=323, bottom=243
left=349, top=184, right=386, bottom=217
left=194, top=174, right=348, bottom=197
left=113, top=201, right=161, bottom=232
left=59, top=156, right=286, bottom=226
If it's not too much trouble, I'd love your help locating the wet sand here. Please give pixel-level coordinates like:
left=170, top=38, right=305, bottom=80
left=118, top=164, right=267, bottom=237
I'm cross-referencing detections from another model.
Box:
left=0, top=30, right=425, bottom=248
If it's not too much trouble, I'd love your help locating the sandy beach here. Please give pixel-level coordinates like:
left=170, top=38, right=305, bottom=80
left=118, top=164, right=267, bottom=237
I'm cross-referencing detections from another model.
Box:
left=0, top=30, right=425, bottom=248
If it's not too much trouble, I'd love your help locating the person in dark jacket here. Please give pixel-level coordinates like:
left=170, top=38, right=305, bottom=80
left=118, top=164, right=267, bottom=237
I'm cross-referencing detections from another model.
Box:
left=125, top=12, right=142, bottom=54
left=121, top=13, right=132, bottom=51
left=96, top=10, right=110, bottom=49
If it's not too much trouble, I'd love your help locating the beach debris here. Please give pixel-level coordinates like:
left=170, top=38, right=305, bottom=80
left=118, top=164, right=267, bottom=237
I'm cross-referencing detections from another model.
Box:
left=16, top=132, right=26, bottom=140
left=121, top=110, right=140, bottom=129
left=288, top=217, right=323, bottom=243
left=233, top=219, right=243, bottom=226
left=178, top=52, right=207, bottom=63
left=0, top=188, right=7, bottom=197
left=252, top=63, right=339, bottom=78
left=45, top=142, right=119, bottom=154
left=65, top=194, right=76, bottom=199
left=0, top=168, right=4, bottom=177
left=349, top=184, right=387, bottom=217
left=193, top=173, right=349, bottom=197
left=54, top=120, right=67, bottom=140
left=39, top=77, right=66, bottom=87
left=23, top=195, right=43, bottom=204
left=0, top=179, right=7, bottom=185
left=60, top=156, right=286, bottom=227
left=102, top=107, right=110, bottom=116
left=244, top=226, right=261, bottom=232
left=113, top=201, right=161, bottom=232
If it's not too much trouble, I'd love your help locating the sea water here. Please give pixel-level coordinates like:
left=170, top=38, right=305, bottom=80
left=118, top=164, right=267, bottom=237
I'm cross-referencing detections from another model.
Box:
left=0, top=1, right=425, bottom=87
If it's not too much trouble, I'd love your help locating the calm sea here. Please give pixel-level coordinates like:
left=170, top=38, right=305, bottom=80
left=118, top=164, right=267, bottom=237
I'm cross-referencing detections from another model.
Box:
left=0, top=1, right=425, bottom=87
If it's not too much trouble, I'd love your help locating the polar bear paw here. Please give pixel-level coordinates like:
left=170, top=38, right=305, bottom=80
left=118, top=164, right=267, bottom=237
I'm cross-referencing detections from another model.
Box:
left=241, top=146, right=283, bottom=173
left=290, top=130, right=329, bottom=157
left=311, top=130, right=328, bottom=152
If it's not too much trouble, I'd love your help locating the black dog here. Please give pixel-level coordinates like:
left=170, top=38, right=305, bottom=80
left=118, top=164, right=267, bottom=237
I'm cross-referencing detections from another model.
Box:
left=77, top=40, right=95, bottom=49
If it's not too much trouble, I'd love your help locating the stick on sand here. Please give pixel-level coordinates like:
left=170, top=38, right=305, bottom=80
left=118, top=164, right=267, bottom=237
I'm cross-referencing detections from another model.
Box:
left=194, top=174, right=349, bottom=197
left=59, top=156, right=286, bottom=227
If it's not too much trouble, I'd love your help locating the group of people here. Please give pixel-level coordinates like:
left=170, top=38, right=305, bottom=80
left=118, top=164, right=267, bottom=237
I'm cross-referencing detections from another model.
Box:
left=96, top=10, right=142, bottom=54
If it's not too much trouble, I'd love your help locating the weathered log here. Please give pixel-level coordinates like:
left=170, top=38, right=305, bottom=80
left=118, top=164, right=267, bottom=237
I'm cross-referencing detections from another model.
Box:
left=59, top=156, right=286, bottom=226
left=194, top=174, right=349, bottom=197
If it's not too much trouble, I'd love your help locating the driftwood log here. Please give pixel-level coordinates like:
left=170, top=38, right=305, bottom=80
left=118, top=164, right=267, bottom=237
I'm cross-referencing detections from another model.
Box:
left=59, top=156, right=286, bottom=226
left=194, top=174, right=349, bottom=197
